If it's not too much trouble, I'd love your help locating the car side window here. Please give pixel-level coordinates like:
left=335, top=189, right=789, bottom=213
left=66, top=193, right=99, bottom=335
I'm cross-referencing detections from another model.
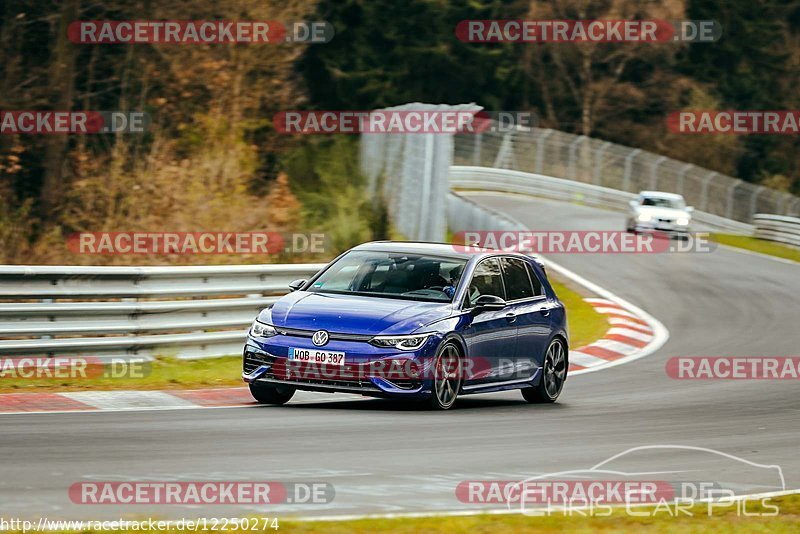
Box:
left=501, top=257, right=535, bottom=300
left=525, top=262, right=543, bottom=296
left=464, top=257, right=505, bottom=308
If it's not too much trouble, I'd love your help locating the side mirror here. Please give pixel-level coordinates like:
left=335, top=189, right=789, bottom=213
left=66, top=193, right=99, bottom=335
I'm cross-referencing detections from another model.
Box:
left=686, top=206, right=695, bottom=213
left=629, top=200, right=638, bottom=209
left=473, top=294, right=507, bottom=312
left=288, top=279, right=307, bottom=292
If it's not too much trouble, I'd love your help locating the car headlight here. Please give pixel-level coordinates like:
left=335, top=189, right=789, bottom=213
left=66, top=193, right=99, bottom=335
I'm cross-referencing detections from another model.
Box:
left=677, top=217, right=690, bottom=226
left=250, top=320, right=277, bottom=338
left=637, top=213, right=652, bottom=222
left=369, top=334, right=431, bottom=351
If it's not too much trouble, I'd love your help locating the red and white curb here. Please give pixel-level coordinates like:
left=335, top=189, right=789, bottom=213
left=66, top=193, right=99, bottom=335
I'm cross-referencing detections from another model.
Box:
left=0, top=387, right=249, bottom=414
left=569, top=298, right=656, bottom=373
left=539, top=256, right=669, bottom=377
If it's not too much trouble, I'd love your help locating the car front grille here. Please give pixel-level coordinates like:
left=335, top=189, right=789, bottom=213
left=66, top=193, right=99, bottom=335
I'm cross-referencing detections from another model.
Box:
left=274, top=327, right=373, bottom=342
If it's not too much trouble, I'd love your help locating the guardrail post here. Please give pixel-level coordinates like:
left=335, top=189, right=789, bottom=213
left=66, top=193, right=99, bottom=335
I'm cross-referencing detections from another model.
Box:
left=622, top=148, right=642, bottom=192
left=750, top=185, right=766, bottom=219
left=535, top=129, right=553, bottom=174
left=726, top=181, right=740, bottom=220
left=568, top=135, right=587, bottom=180
left=777, top=194, right=788, bottom=215
left=792, top=198, right=800, bottom=217
left=649, top=156, right=667, bottom=190
left=493, top=130, right=517, bottom=169
left=472, top=133, right=482, bottom=166
left=593, top=141, right=611, bottom=185
left=699, top=171, right=717, bottom=211
left=677, top=163, right=693, bottom=196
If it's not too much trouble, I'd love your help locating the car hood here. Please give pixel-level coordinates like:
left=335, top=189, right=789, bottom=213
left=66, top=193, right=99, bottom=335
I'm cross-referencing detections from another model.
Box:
left=261, top=291, right=453, bottom=335
left=635, top=206, right=690, bottom=219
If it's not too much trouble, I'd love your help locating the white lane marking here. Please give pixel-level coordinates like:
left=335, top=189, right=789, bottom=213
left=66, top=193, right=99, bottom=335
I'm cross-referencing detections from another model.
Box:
left=568, top=351, right=608, bottom=367
left=717, top=243, right=799, bottom=267
left=606, top=327, right=653, bottom=342
left=59, top=390, right=197, bottom=410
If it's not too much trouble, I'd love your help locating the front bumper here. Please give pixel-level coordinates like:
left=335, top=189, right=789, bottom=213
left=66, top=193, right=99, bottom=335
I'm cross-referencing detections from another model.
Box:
left=242, top=336, right=437, bottom=397
left=633, top=221, right=690, bottom=236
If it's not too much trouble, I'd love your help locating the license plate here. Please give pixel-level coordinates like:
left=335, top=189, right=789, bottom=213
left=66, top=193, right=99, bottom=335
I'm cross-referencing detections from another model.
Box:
left=656, top=223, right=671, bottom=230
left=288, top=347, right=345, bottom=365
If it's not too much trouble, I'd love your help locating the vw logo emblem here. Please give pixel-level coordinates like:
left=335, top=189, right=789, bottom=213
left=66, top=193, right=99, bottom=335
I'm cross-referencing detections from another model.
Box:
left=312, top=330, right=329, bottom=347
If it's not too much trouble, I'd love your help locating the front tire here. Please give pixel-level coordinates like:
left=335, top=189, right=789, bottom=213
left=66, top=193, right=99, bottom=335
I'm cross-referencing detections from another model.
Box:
left=522, top=338, right=567, bottom=404
left=430, top=342, right=463, bottom=410
left=249, top=382, right=295, bottom=405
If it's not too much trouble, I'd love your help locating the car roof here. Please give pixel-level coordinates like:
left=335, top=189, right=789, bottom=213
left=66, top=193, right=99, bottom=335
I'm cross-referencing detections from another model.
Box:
left=351, top=241, right=476, bottom=259
left=349, top=241, right=545, bottom=271
left=352, top=240, right=541, bottom=261
left=639, top=190, right=685, bottom=200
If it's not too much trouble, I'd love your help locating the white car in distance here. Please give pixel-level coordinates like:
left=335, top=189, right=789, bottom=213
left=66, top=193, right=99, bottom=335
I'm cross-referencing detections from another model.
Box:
left=626, top=191, right=693, bottom=238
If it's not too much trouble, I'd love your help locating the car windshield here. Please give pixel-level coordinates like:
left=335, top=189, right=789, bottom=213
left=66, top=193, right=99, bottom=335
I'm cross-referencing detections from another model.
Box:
left=307, top=250, right=467, bottom=302
left=641, top=196, right=685, bottom=209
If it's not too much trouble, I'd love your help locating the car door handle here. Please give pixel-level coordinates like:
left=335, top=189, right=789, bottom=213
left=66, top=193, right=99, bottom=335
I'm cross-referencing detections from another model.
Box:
left=538, top=307, right=551, bottom=317
left=505, top=312, right=517, bottom=323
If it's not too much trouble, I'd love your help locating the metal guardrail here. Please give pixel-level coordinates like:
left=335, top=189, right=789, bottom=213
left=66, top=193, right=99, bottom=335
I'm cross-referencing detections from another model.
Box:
left=450, top=165, right=756, bottom=235
left=754, top=214, right=800, bottom=248
left=0, top=264, right=324, bottom=360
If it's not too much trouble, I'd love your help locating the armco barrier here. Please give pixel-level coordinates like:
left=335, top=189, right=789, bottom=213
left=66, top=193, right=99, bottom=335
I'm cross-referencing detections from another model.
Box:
left=0, top=264, right=324, bottom=360
left=754, top=214, right=800, bottom=248
left=0, top=196, right=525, bottom=361
left=450, top=165, right=756, bottom=235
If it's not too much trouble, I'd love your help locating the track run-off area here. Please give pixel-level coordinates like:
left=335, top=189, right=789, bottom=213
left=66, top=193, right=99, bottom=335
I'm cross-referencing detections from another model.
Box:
left=1, top=192, right=798, bottom=520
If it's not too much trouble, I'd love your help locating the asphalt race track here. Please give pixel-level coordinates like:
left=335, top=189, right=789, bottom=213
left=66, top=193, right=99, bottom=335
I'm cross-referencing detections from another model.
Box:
left=2, top=192, right=798, bottom=520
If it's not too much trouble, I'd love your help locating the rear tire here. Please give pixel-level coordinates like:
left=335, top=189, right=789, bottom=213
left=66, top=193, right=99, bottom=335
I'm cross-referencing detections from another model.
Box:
left=249, top=382, right=295, bottom=405
left=522, top=338, right=567, bottom=404
left=429, top=342, right=463, bottom=410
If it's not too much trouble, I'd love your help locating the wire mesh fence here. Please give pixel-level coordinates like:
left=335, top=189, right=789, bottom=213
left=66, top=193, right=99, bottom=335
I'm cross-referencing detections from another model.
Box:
left=360, top=103, right=481, bottom=242
left=361, top=108, right=800, bottom=241
left=454, top=127, right=800, bottom=223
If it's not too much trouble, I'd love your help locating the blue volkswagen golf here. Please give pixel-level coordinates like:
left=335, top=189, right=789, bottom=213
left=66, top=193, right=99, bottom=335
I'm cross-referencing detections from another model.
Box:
left=242, top=242, right=568, bottom=409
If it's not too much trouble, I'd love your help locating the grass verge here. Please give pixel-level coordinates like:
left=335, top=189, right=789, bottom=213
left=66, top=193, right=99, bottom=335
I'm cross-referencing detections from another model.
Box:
left=8, top=493, right=798, bottom=533
left=279, top=493, right=800, bottom=533
left=0, top=356, right=244, bottom=394
left=712, top=233, right=800, bottom=263
left=0, top=280, right=608, bottom=394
